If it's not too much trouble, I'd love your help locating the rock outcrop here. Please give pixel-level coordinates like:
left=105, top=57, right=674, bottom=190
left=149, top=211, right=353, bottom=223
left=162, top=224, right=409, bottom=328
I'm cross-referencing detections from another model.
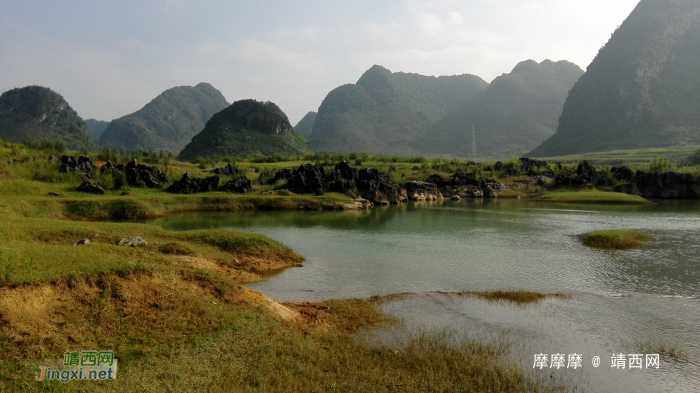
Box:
left=76, top=181, right=105, bottom=194
left=210, top=163, right=239, bottom=176
left=101, top=159, right=169, bottom=188
left=404, top=181, right=443, bottom=201
left=613, top=170, right=700, bottom=198
left=165, top=172, right=220, bottom=194
left=427, top=172, right=505, bottom=198
left=220, top=175, right=256, bottom=193
left=59, top=155, right=97, bottom=178
left=268, top=161, right=408, bottom=204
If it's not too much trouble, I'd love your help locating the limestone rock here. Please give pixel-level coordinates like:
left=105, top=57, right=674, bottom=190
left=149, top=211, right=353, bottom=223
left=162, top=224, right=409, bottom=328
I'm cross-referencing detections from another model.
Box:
left=118, top=236, right=147, bottom=247
left=76, top=181, right=105, bottom=194
left=72, top=238, right=90, bottom=246
left=59, top=155, right=97, bottom=178
left=166, top=172, right=220, bottom=194
left=219, top=175, right=256, bottom=193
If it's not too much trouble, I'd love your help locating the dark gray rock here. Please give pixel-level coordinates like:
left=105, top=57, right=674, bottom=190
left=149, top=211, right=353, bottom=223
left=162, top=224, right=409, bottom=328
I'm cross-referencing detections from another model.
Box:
left=47, top=192, right=64, bottom=197
left=72, top=238, right=90, bottom=246
left=166, top=172, right=220, bottom=194
left=219, top=175, right=256, bottom=193
left=76, top=181, right=105, bottom=194
left=210, top=163, right=239, bottom=176
left=59, top=155, right=97, bottom=178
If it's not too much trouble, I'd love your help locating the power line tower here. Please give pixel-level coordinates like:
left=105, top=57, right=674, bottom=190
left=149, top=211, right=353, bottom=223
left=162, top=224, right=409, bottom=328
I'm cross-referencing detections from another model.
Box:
left=471, top=124, right=477, bottom=163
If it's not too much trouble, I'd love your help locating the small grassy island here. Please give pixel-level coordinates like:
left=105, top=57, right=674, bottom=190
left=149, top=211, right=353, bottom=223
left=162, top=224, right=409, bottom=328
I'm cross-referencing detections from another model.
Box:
left=582, top=230, right=653, bottom=250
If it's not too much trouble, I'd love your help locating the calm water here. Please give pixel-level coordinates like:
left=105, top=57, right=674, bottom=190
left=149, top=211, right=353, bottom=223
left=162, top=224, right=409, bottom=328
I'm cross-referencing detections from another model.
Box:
left=155, top=199, right=700, bottom=392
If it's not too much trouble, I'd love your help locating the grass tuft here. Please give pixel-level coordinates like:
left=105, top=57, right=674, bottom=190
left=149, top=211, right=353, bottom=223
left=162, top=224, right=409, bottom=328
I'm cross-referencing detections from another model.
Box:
left=463, top=290, right=571, bottom=305
left=582, top=230, right=652, bottom=250
left=639, top=340, right=690, bottom=362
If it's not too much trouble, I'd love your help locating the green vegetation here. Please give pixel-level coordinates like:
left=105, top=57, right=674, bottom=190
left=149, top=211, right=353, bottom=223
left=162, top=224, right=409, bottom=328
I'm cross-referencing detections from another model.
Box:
left=535, top=191, right=651, bottom=204
left=310, top=61, right=582, bottom=159
left=463, top=290, right=571, bottom=305
left=0, top=140, right=569, bottom=392
left=639, top=340, right=690, bottom=362
left=581, top=230, right=653, bottom=250
left=100, top=83, right=228, bottom=155
left=535, top=145, right=700, bottom=168
left=530, top=0, right=700, bottom=157
left=177, top=99, right=311, bottom=161
left=0, top=85, right=95, bottom=150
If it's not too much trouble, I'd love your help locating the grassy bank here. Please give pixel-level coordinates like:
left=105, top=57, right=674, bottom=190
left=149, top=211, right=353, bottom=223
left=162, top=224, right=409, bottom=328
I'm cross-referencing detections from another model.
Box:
left=581, top=230, right=653, bottom=250
left=534, top=190, right=651, bottom=204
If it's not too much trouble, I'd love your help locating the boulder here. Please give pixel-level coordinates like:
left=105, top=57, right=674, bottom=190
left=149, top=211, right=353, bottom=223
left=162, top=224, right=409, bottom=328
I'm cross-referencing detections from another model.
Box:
left=118, top=236, right=147, bottom=247
left=76, top=181, right=105, bottom=194
left=166, top=172, right=220, bottom=194
left=72, top=238, right=90, bottom=246
left=47, top=192, right=64, bottom=197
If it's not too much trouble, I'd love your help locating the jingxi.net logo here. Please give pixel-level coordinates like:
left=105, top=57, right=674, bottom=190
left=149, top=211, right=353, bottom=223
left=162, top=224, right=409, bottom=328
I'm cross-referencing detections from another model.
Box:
left=35, top=351, right=117, bottom=383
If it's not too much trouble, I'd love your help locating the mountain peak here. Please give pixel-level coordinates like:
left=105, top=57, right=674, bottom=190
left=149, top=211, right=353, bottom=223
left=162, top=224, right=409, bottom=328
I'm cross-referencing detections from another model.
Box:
left=0, top=85, right=94, bottom=149
left=529, top=0, right=700, bottom=157
left=99, top=83, right=228, bottom=154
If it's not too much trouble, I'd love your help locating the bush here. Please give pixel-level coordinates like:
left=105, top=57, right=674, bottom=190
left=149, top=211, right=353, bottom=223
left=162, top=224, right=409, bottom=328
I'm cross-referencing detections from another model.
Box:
left=648, top=156, right=672, bottom=174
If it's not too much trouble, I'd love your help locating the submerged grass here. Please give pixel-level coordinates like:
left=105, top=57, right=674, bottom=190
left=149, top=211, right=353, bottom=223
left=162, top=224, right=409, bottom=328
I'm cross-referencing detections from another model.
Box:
left=582, top=230, right=653, bottom=250
left=639, top=340, right=690, bottom=362
left=462, top=290, right=571, bottom=305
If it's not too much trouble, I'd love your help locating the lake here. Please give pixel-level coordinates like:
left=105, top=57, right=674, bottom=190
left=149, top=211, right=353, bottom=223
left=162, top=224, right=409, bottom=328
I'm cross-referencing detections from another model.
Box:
left=155, top=199, right=700, bottom=392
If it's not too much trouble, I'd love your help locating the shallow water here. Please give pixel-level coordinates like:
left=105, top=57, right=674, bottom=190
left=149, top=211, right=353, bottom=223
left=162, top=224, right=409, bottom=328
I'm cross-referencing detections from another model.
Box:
left=155, top=199, right=700, bottom=392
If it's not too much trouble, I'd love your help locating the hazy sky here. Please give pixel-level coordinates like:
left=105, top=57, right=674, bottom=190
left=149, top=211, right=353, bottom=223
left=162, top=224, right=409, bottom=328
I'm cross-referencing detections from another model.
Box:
left=0, top=0, right=639, bottom=124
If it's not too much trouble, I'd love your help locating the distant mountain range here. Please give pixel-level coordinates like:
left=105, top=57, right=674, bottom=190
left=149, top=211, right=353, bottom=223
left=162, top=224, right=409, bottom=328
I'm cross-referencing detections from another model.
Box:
left=294, top=112, right=316, bottom=138
left=177, top=99, right=311, bottom=161
left=0, top=86, right=95, bottom=149
left=99, top=83, right=228, bottom=154
left=419, top=60, right=583, bottom=159
left=530, top=0, right=700, bottom=157
left=85, top=119, right=109, bottom=142
left=309, top=65, right=488, bottom=156
left=308, top=61, right=582, bottom=159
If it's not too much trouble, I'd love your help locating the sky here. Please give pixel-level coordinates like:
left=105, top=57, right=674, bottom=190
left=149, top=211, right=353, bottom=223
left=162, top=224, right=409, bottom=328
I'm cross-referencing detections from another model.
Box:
left=0, top=0, right=640, bottom=125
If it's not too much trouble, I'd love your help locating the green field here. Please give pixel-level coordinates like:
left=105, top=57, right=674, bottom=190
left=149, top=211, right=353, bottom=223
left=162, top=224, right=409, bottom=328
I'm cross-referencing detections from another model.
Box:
left=532, top=145, right=700, bottom=168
